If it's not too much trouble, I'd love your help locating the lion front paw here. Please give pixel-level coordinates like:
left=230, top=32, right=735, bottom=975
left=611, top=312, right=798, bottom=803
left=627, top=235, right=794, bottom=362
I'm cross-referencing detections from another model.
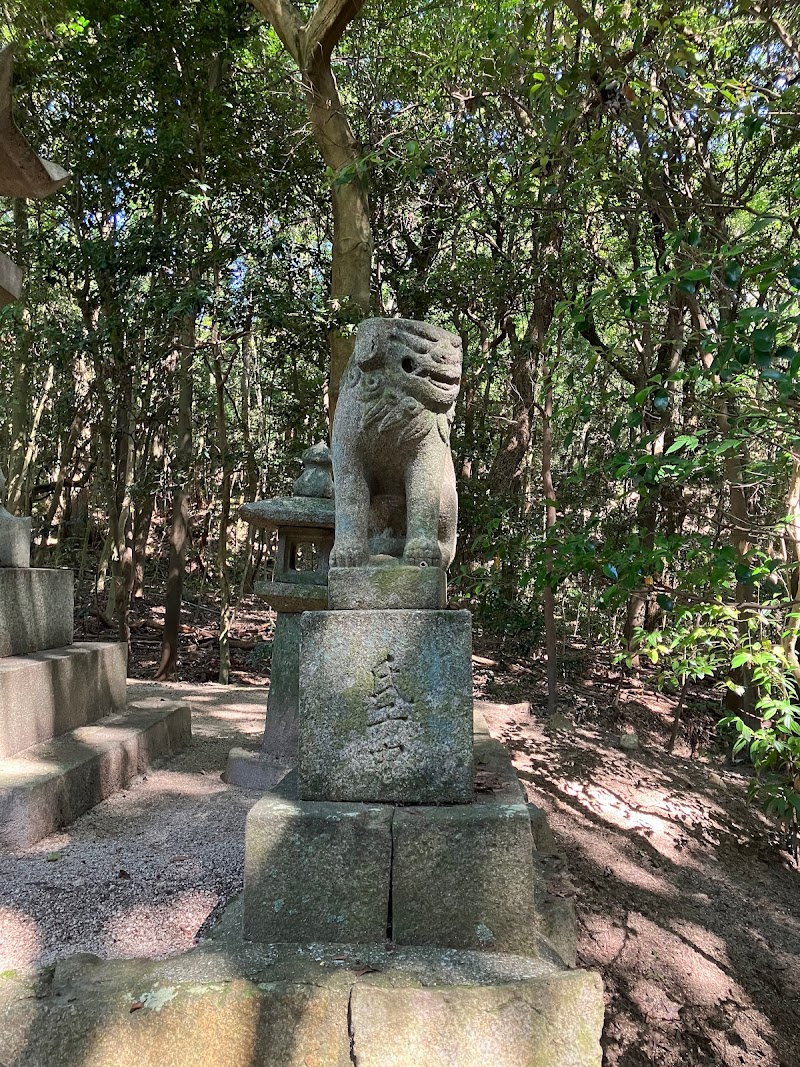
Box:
left=330, top=540, right=370, bottom=568
left=403, top=537, right=442, bottom=568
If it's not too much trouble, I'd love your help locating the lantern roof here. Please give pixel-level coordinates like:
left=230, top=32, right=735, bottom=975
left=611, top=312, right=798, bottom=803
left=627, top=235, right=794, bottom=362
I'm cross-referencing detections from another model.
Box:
left=0, top=45, right=70, bottom=199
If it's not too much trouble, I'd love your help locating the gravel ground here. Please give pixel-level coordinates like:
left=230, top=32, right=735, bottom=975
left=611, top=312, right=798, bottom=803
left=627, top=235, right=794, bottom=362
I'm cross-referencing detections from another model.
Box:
left=0, top=681, right=267, bottom=969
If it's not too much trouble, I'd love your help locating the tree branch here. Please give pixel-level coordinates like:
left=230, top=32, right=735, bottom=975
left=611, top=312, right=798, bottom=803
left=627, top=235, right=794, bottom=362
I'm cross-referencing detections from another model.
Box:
left=305, top=0, right=366, bottom=68
left=249, top=0, right=366, bottom=71
left=248, top=0, right=304, bottom=66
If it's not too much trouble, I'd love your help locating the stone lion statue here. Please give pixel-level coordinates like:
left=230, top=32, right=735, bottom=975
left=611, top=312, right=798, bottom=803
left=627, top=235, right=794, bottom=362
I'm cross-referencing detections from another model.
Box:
left=330, top=317, right=462, bottom=569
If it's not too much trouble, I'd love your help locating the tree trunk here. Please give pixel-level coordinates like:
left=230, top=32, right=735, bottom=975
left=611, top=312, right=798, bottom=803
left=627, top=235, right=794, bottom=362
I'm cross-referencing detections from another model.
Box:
left=783, top=455, right=800, bottom=685
left=155, top=314, right=195, bottom=680
left=213, top=337, right=233, bottom=684
left=541, top=347, right=558, bottom=716
left=249, top=0, right=372, bottom=425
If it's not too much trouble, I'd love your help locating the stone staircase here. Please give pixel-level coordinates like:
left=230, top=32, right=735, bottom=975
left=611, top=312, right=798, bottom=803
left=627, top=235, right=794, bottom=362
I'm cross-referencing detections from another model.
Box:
left=0, top=547, right=191, bottom=847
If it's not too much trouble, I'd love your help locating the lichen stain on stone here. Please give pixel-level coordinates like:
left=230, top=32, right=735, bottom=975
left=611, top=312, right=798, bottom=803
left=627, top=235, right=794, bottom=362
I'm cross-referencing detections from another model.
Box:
left=140, top=985, right=178, bottom=1012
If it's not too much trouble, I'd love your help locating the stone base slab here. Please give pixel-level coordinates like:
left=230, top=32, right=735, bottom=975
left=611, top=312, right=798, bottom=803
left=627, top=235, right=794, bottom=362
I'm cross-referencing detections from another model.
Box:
left=328, top=564, right=446, bottom=610
left=0, top=938, right=603, bottom=1067
left=351, top=971, right=604, bottom=1067
left=299, top=609, right=473, bottom=803
left=0, top=511, right=31, bottom=567
left=244, top=791, right=392, bottom=944
left=254, top=579, right=328, bottom=612
left=0, top=567, right=73, bottom=657
left=0, top=641, right=127, bottom=759
left=0, top=697, right=191, bottom=847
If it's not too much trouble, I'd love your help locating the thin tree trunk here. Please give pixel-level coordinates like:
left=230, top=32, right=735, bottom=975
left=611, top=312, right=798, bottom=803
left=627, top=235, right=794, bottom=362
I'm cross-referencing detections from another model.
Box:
left=541, top=347, right=558, bottom=716
left=783, top=455, right=800, bottom=685
left=248, top=0, right=372, bottom=425
left=213, top=334, right=233, bottom=684
left=155, top=314, right=195, bottom=680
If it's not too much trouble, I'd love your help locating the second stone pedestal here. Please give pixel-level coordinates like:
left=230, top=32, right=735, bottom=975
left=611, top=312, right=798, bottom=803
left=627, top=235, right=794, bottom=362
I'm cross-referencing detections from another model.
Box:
left=298, top=609, right=473, bottom=804
left=244, top=791, right=392, bottom=944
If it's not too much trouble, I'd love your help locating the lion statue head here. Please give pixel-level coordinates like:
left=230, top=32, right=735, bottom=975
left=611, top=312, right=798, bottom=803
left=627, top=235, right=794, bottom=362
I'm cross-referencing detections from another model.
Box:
left=342, top=318, right=463, bottom=446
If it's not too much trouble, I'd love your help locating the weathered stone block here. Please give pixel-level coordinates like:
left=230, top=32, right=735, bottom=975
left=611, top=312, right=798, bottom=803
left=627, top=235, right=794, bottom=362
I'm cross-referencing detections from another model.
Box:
left=223, top=748, right=292, bottom=791
left=0, top=511, right=31, bottom=567
left=391, top=733, right=539, bottom=955
left=244, top=791, right=392, bottom=944
left=392, top=800, right=539, bottom=955
left=328, top=564, right=446, bottom=610
left=0, top=566, right=73, bottom=657
left=350, top=971, right=605, bottom=1067
left=253, top=580, right=328, bottom=612
left=0, top=962, right=351, bottom=1067
left=0, top=641, right=127, bottom=759
left=298, top=609, right=473, bottom=804
left=261, top=610, right=301, bottom=761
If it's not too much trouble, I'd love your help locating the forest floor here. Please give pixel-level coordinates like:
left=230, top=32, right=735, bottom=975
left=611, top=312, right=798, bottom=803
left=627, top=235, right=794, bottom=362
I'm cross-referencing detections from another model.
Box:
left=1, top=593, right=798, bottom=1067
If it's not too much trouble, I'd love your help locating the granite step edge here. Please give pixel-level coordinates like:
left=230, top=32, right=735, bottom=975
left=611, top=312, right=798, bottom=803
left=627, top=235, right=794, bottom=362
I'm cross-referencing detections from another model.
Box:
left=0, top=700, right=192, bottom=847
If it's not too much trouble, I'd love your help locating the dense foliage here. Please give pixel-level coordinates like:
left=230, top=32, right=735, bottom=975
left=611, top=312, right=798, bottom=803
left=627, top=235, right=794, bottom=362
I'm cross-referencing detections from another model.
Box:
left=2, top=0, right=799, bottom=848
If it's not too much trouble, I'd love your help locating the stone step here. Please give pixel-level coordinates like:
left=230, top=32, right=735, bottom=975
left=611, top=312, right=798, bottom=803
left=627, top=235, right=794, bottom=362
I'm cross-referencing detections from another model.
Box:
left=0, top=697, right=191, bottom=847
left=0, top=566, right=73, bottom=657
left=0, top=642, right=127, bottom=759
left=0, top=938, right=604, bottom=1067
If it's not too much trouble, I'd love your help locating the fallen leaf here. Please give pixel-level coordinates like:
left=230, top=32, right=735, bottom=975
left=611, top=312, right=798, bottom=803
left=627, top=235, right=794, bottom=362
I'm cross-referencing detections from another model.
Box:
left=118, top=869, right=131, bottom=879
left=130, top=1002, right=144, bottom=1013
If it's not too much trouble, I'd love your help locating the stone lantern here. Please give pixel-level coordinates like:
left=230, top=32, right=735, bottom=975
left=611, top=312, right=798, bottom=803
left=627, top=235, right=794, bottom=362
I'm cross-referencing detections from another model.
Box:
left=225, top=443, right=335, bottom=788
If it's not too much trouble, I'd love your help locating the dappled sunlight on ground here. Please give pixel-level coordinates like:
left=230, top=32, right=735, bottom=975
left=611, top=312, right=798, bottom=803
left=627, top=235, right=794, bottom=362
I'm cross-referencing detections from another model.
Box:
left=103, top=889, right=219, bottom=959
left=482, top=698, right=799, bottom=1067
left=0, top=906, right=41, bottom=970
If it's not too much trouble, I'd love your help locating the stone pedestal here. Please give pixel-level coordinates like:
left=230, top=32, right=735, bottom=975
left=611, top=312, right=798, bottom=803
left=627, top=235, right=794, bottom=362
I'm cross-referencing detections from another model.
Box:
left=0, top=507, right=30, bottom=564
left=328, top=564, right=446, bottom=610
left=298, top=609, right=473, bottom=804
left=0, top=566, right=73, bottom=657
left=242, top=716, right=550, bottom=958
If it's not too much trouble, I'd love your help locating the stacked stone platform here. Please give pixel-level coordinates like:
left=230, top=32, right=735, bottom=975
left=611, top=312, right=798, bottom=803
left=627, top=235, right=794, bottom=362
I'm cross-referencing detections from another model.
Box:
left=0, top=564, right=191, bottom=847
left=0, top=932, right=604, bottom=1067
left=245, top=708, right=540, bottom=957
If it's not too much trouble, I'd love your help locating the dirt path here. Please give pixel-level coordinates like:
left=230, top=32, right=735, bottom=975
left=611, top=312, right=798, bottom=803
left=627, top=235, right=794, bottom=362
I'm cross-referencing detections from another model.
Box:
left=0, top=682, right=266, bottom=968
left=480, top=690, right=800, bottom=1067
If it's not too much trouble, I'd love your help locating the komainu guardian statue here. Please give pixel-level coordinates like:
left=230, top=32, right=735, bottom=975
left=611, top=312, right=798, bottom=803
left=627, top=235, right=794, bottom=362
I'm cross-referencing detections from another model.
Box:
left=331, top=317, right=462, bottom=569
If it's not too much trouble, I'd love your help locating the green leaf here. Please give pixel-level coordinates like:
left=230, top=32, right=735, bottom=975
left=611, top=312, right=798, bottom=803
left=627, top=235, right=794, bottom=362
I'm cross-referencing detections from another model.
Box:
left=665, top=434, right=699, bottom=455
left=723, top=261, right=742, bottom=287
left=787, top=264, right=800, bottom=289
left=751, top=328, right=775, bottom=353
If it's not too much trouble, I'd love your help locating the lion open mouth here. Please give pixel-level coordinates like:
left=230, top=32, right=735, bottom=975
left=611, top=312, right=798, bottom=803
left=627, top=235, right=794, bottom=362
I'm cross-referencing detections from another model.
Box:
left=402, top=358, right=460, bottom=388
